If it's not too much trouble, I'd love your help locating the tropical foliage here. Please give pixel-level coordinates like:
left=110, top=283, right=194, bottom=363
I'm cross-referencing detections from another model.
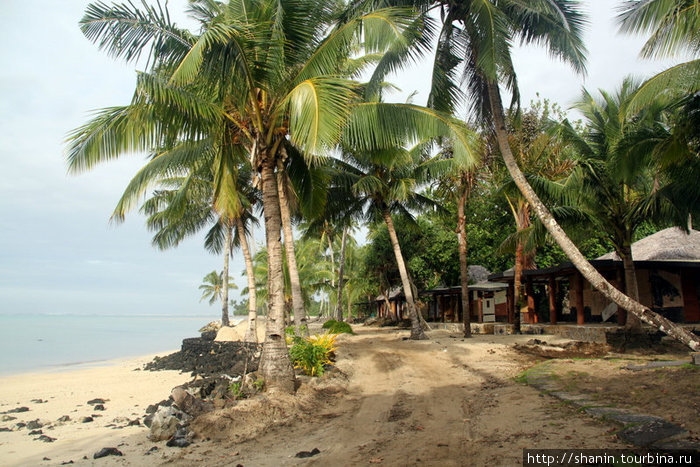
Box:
left=68, top=0, right=700, bottom=382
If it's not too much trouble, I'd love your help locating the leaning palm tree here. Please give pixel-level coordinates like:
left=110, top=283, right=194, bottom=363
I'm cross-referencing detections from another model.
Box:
left=495, top=101, right=577, bottom=331
left=349, top=0, right=700, bottom=349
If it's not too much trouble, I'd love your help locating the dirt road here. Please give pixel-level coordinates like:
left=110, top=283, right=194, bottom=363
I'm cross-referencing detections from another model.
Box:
left=167, top=327, right=628, bottom=466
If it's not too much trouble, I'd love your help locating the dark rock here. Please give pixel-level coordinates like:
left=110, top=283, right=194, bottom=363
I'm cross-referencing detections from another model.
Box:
left=166, top=437, right=191, bottom=448
left=57, top=415, right=71, bottom=422
left=16, top=422, right=26, bottom=428
left=127, top=419, right=140, bottom=426
left=93, top=447, right=123, bottom=459
left=29, top=429, right=43, bottom=435
left=26, top=419, right=43, bottom=429
left=144, top=446, right=159, bottom=455
left=43, top=457, right=51, bottom=461
left=87, top=398, right=106, bottom=405
left=36, top=435, right=56, bottom=443
left=618, top=419, right=686, bottom=446
left=60, top=461, right=74, bottom=465
left=1, top=415, right=17, bottom=422
left=4, top=406, right=29, bottom=414
left=295, top=448, right=321, bottom=458
left=144, top=339, right=261, bottom=378
left=201, top=330, right=217, bottom=341
left=145, top=399, right=171, bottom=414
left=80, top=417, right=93, bottom=423
left=0, top=427, right=12, bottom=432
left=31, top=399, right=46, bottom=404
left=93, top=404, right=106, bottom=411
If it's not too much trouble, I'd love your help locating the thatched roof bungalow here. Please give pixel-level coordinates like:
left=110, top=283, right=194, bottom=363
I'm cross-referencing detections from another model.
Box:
left=490, top=228, right=700, bottom=327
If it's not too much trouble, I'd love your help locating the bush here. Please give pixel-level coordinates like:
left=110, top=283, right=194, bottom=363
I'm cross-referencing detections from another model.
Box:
left=322, top=319, right=354, bottom=335
left=288, top=334, right=338, bottom=377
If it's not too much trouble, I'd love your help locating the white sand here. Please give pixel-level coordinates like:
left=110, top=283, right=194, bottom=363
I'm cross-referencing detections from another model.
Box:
left=0, top=352, right=191, bottom=466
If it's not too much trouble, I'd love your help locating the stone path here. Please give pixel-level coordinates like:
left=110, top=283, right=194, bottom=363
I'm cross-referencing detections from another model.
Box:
left=522, top=361, right=700, bottom=450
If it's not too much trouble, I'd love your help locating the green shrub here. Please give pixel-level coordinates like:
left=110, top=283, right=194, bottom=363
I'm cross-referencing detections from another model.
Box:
left=288, top=334, right=338, bottom=376
left=323, top=319, right=354, bottom=335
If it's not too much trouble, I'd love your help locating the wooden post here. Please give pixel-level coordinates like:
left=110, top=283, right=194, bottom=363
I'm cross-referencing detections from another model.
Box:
left=476, top=291, right=483, bottom=323
left=575, top=273, right=585, bottom=325
left=391, top=300, right=397, bottom=320
left=549, top=276, right=557, bottom=325
left=506, top=286, right=513, bottom=324
left=526, top=277, right=536, bottom=324
left=478, top=292, right=484, bottom=322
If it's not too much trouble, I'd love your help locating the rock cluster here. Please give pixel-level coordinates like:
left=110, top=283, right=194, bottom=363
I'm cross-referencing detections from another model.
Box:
left=144, top=337, right=262, bottom=377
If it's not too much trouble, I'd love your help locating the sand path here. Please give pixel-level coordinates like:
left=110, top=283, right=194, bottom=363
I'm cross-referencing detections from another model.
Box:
left=165, top=327, right=628, bottom=467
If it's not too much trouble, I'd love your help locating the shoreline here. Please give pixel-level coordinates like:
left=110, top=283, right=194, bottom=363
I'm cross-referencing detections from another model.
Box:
left=0, top=349, right=180, bottom=378
left=0, top=350, right=191, bottom=466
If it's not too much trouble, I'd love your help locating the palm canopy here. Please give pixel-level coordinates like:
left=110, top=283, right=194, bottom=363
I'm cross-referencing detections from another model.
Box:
left=347, top=0, right=587, bottom=118
left=557, top=78, right=696, bottom=252
left=617, top=0, right=700, bottom=114
left=199, top=270, right=238, bottom=305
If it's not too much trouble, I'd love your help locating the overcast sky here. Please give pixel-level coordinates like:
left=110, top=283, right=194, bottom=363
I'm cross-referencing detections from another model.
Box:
left=0, top=0, right=684, bottom=317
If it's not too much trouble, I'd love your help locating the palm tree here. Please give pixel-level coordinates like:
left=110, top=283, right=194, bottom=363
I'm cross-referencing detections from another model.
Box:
left=495, top=101, right=577, bottom=331
left=349, top=0, right=700, bottom=349
left=252, top=238, right=334, bottom=318
left=558, top=78, right=698, bottom=328
left=139, top=170, right=261, bottom=333
left=68, top=0, right=471, bottom=390
left=199, top=270, right=238, bottom=312
left=330, top=141, right=449, bottom=339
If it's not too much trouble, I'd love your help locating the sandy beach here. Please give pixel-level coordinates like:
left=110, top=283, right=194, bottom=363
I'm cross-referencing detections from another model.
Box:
left=1, top=325, right=694, bottom=466
left=0, top=352, right=191, bottom=466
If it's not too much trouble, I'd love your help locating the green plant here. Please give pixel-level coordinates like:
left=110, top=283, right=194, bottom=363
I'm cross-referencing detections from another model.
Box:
left=285, top=325, right=310, bottom=344
left=229, top=381, right=243, bottom=399
left=289, top=334, right=338, bottom=376
left=322, top=319, right=354, bottom=335
left=253, top=379, right=265, bottom=391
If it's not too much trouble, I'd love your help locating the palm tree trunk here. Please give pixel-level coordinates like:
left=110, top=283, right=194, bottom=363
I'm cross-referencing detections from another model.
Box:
left=259, top=156, right=295, bottom=393
left=382, top=208, right=427, bottom=340
left=620, top=243, right=642, bottom=330
left=237, top=217, right=258, bottom=343
left=335, top=227, right=348, bottom=322
left=276, top=169, right=308, bottom=334
left=221, top=222, right=232, bottom=327
left=457, top=185, right=472, bottom=337
left=486, top=81, right=700, bottom=351
left=328, top=235, right=336, bottom=288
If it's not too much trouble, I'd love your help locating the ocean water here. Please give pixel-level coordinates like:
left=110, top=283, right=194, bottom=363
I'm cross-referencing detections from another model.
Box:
left=0, top=314, right=243, bottom=376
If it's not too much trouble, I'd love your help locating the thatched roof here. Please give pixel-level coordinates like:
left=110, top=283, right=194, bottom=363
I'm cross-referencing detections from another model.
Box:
left=597, top=227, right=700, bottom=261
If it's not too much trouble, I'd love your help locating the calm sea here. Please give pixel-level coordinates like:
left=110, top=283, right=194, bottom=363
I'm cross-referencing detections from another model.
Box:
left=0, top=314, right=244, bottom=376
